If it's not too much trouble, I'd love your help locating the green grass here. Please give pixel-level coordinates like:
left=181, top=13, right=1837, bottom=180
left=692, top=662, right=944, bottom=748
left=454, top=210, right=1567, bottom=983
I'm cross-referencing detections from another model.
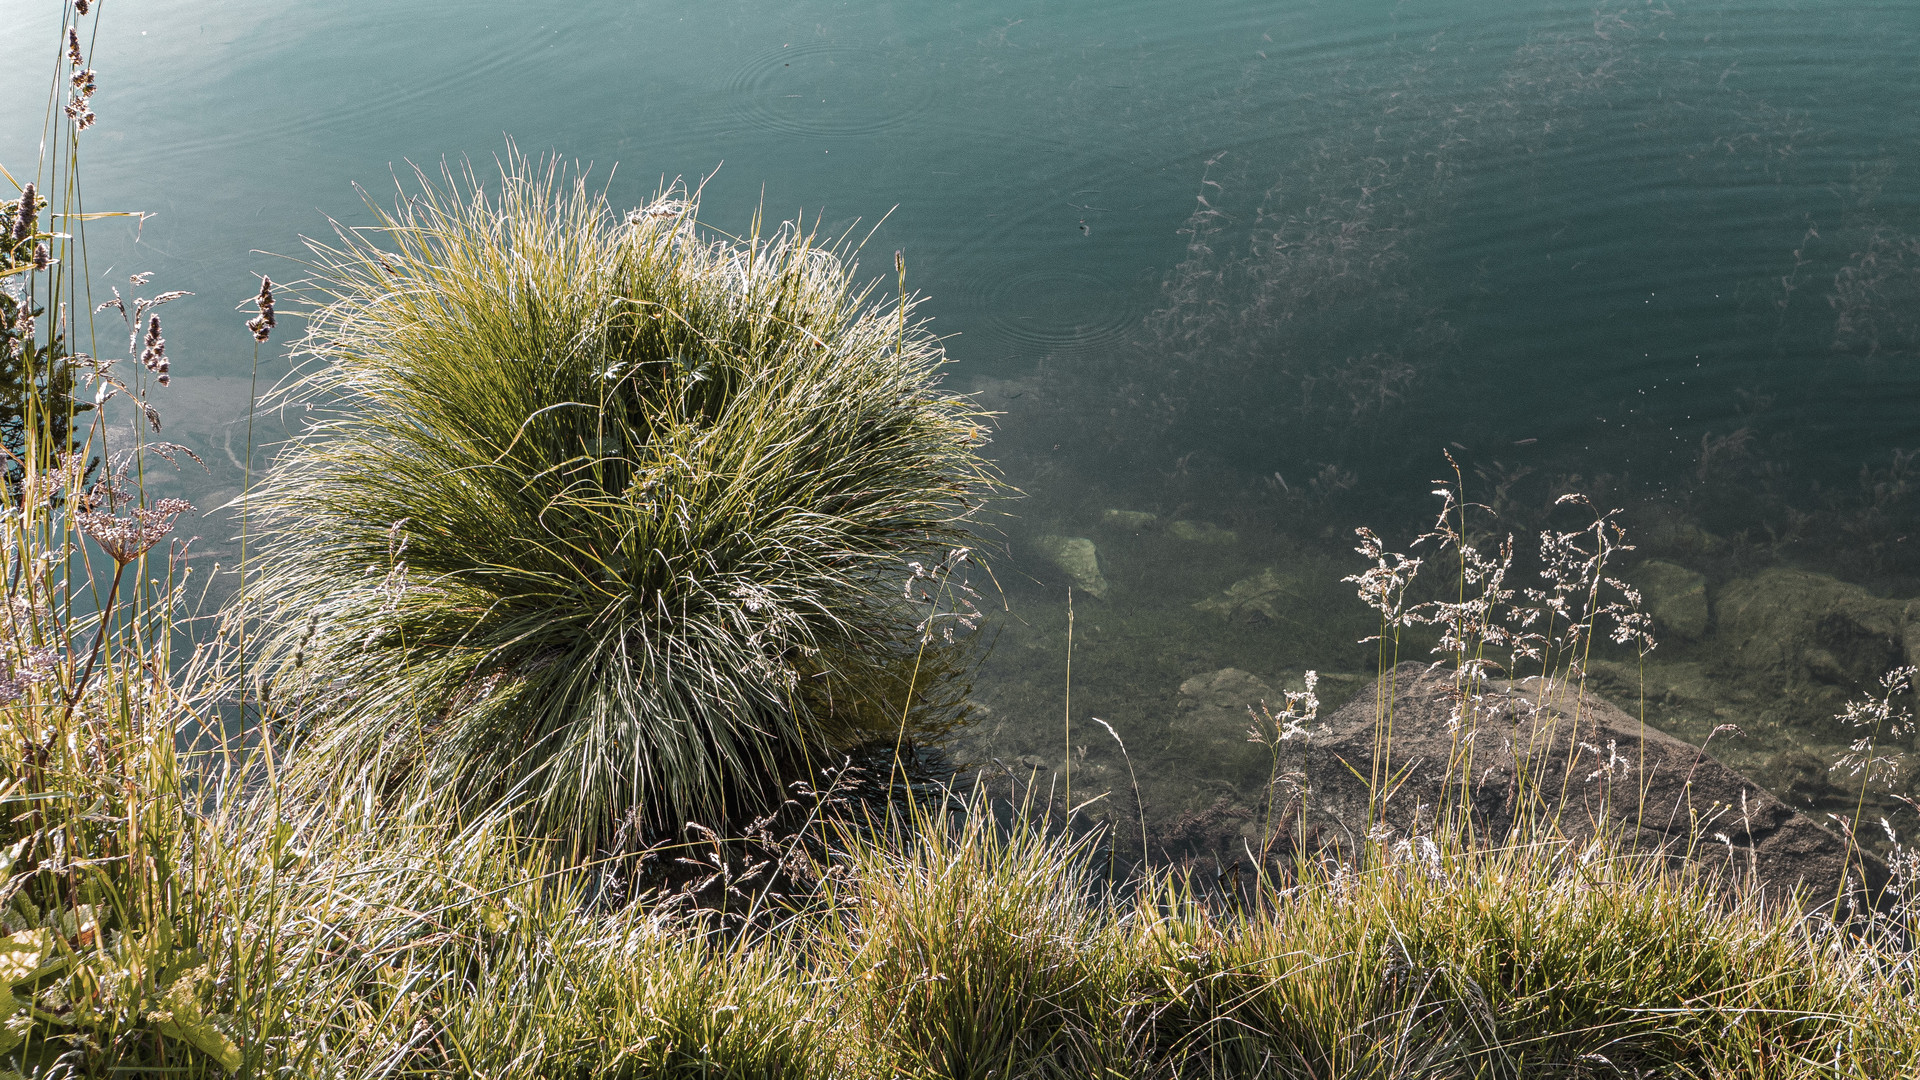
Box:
left=240, top=151, right=993, bottom=854
left=13, top=717, right=1919, bottom=1079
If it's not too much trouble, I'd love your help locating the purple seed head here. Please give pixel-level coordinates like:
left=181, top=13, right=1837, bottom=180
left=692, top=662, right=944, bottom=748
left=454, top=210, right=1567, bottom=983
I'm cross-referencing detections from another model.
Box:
left=11, top=183, right=35, bottom=245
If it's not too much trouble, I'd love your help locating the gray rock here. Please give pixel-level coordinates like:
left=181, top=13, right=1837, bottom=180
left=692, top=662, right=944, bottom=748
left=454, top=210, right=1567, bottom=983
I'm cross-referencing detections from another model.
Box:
left=1165, top=663, right=1880, bottom=907
left=1626, top=559, right=1710, bottom=641
left=1032, top=535, right=1110, bottom=598
left=1194, top=567, right=1297, bottom=624
left=1101, top=509, right=1159, bottom=530
left=1169, top=520, right=1237, bottom=545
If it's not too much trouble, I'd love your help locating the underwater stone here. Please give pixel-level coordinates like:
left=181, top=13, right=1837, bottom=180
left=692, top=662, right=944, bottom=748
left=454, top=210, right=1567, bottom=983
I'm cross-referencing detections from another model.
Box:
left=1759, top=748, right=1834, bottom=809
left=1641, top=517, right=1726, bottom=557
left=1903, top=601, right=1920, bottom=672
left=1625, top=559, right=1710, bottom=641
left=1716, top=568, right=1906, bottom=696
left=1101, top=509, right=1159, bottom=530
left=1194, top=567, right=1293, bottom=623
left=1168, top=668, right=1282, bottom=791
left=1033, top=534, right=1110, bottom=598
left=1169, top=519, right=1237, bottom=545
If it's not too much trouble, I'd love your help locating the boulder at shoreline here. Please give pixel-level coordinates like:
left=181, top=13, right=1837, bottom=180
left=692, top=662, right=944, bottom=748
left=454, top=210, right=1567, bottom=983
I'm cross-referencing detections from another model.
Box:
left=1164, top=662, right=1880, bottom=908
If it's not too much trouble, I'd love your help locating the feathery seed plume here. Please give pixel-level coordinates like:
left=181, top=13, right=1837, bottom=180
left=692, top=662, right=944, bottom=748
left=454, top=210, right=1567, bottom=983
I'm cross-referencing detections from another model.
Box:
left=64, top=30, right=98, bottom=129
left=139, top=314, right=170, bottom=385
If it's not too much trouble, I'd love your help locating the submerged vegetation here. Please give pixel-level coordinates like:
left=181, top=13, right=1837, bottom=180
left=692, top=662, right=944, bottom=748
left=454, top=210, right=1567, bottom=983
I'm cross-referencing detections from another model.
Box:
left=4, top=4, right=1920, bottom=1078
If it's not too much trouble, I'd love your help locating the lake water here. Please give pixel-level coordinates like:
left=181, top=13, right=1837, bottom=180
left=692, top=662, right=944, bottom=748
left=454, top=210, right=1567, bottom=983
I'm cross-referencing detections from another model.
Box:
left=8, top=0, right=1920, bottom=856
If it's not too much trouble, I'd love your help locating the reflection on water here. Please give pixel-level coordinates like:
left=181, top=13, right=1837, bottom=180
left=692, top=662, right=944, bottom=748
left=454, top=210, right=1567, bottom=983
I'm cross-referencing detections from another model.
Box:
left=7, top=0, right=1920, bottom=850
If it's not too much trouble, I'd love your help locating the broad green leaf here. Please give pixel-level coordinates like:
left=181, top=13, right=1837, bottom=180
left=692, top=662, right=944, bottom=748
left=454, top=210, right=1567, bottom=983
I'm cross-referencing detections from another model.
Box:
left=0, top=994, right=28, bottom=1055
left=149, top=967, right=242, bottom=1074
left=0, top=931, right=49, bottom=986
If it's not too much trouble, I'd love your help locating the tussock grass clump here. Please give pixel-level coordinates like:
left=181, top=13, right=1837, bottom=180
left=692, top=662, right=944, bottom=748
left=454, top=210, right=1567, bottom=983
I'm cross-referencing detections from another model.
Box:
left=1138, top=838, right=1918, bottom=1077
left=243, top=153, right=993, bottom=851
left=832, top=808, right=1139, bottom=1077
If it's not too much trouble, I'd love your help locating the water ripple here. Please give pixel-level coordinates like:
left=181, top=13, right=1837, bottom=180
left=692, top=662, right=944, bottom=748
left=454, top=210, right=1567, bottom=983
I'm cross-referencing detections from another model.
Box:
left=724, top=41, right=936, bottom=140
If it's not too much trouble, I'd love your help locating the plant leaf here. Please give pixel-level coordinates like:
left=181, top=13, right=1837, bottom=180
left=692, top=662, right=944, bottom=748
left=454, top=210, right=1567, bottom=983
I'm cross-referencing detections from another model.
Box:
left=0, top=930, right=49, bottom=986
left=148, top=967, right=242, bottom=1073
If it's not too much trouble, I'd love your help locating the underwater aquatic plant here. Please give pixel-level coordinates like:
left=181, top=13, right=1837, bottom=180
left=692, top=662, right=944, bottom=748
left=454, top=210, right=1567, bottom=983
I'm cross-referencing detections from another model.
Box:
left=243, top=152, right=993, bottom=854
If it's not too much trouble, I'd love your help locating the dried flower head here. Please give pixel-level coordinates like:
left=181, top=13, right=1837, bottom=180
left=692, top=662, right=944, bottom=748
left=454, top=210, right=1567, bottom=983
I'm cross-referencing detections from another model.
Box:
left=75, top=0, right=91, bottom=15
left=31, top=243, right=49, bottom=270
left=68, top=26, right=84, bottom=66
left=625, top=198, right=686, bottom=224
left=77, top=498, right=194, bottom=565
left=246, top=276, right=276, bottom=342
left=0, top=644, right=62, bottom=706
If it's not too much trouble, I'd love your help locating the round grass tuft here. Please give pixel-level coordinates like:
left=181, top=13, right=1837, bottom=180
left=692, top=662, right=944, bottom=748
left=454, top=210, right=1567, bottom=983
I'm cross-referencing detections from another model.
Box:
left=244, top=153, right=993, bottom=853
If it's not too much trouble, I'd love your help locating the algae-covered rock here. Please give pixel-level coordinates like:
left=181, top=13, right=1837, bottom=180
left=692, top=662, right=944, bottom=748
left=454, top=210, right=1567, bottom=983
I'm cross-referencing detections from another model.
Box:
left=1033, top=535, right=1110, bottom=598
left=1169, top=520, right=1237, bottom=545
left=1757, top=748, right=1835, bottom=809
left=1640, top=516, right=1726, bottom=557
left=1715, top=568, right=1906, bottom=691
left=1195, top=567, right=1294, bottom=623
left=1167, top=668, right=1282, bottom=791
left=1625, top=559, right=1710, bottom=641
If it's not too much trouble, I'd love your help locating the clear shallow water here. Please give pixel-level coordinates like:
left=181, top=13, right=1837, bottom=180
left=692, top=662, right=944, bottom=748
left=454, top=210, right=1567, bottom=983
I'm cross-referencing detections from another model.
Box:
left=8, top=0, right=1920, bottom=849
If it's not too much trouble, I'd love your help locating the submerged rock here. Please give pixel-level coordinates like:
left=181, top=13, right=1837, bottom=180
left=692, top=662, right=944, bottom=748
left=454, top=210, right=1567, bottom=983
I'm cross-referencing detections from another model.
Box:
left=1758, top=748, right=1835, bottom=809
left=1194, top=567, right=1294, bottom=623
left=1033, top=535, right=1110, bottom=598
left=1625, top=559, right=1710, bottom=641
left=1716, top=568, right=1906, bottom=694
left=1169, top=520, right=1237, bottom=545
left=1167, top=668, right=1283, bottom=791
left=1160, top=663, right=1879, bottom=906
left=1101, top=509, right=1159, bottom=530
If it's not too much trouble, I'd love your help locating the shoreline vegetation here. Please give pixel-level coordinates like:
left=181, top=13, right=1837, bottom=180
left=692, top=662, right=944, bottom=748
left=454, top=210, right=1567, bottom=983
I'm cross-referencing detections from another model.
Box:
left=5, top=5, right=1920, bottom=1077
